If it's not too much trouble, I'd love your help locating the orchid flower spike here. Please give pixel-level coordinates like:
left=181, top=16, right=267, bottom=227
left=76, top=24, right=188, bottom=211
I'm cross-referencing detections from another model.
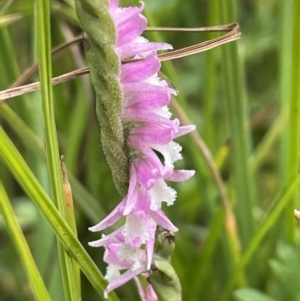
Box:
left=76, top=0, right=195, bottom=297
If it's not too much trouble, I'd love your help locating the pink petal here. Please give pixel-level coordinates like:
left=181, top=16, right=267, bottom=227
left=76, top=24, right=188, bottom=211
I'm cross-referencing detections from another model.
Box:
left=125, top=91, right=170, bottom=110
left=123, top=165, right=138, bottom=215
left=129, top=124, right=175, bottom=144
left=146, top=222, right=156, bottom=270
left=133, top=158, right=161, bottom=189
left=115, top=2, right=144, bottom=26
left=151, top=209, right=178, bottom=232
left=118, top=42, right=172, bottom=60
left=123, top=82, right=175, bottom=97
left=105, top=264, right=147, bottom=297
left=132, top=187, right=151, bottom=217
left=174, top=125, right=196, bottom=138
left=123, top=109, right=174, bottom=127
left=88, top=201, right=125, bottom=232
left=122, top=82, right=174, bottom=109
left=121, top=53, right=160, bottom=83
left=89, top=227, right=124, bottom=247
left=165, top=169, right=195, bottom=182
left=145, top=283, right=158, bottom=301
left=115, top=4, right=147, bottom=47
left=134, top=278, right=159, bottom=301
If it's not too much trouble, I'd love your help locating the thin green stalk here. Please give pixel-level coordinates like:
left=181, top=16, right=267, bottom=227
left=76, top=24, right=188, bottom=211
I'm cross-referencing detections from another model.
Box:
left=249, top=108, right=289, bottom=173
left=36, top=1, right=77, bottom=300
left=218, top=0, right=256, bottom=251
left=0, top=127, right=121, bottom=301
left=218, top=173, right=300, bottom=301
left=31, top=17, right=61, bottom=299
left=205, top=0, right=245, bottom=289
left=286, top=0, right=300, bottom=244
left=278, top=0, right=293, bottom=182
left=0, top=182, right=52, bottom=301
left=203, top=0, right=219, bottom=151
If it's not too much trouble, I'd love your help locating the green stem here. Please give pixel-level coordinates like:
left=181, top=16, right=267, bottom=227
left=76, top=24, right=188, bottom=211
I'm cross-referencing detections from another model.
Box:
left=249, top=108, right=289, bottom=173
left=278, top=0, right=293, bottom=182
left=286, top=0, right=300, bottom=244
left=36, top=1, right=77, bottom=300
left=0, top=182, right=52, bottom=301
left=218, top=0, right=255, bottom=251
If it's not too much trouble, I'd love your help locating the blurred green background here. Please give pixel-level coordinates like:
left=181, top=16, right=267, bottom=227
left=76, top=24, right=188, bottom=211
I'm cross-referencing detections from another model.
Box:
left=0, top=0, right=300, bottom=301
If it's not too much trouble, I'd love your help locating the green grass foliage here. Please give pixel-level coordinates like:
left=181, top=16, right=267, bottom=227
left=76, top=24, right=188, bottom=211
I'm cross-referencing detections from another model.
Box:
left=0, top=0, right=300, bottom=300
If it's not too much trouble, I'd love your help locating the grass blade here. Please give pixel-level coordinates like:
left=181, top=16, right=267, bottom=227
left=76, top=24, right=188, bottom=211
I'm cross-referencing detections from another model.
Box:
left=285, top=0, right=300, bottom=243
left=218, top=0, right=256, bottom=251
left=0, top=182, right=52, bottom=301
left=36, top=1, right=78, bottom=299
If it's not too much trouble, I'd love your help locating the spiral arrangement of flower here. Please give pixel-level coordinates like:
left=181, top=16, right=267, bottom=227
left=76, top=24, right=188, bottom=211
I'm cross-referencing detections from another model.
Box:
left=75, top=0, right=195, bottom=298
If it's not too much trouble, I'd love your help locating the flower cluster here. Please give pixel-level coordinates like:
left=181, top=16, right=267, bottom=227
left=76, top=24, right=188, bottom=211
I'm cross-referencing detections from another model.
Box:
left=89, top=0, right=195, bottom=297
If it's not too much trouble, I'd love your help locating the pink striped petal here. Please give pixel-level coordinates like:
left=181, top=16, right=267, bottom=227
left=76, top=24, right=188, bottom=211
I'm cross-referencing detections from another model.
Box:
left=88, top=201, right=125, bottom=232
left=146, top=222, right=156, bottom=270
left=122, top=82, right=175, bottom=96
left=129, top=124, right=175, bottom=144
left=89, top=227, right=124, bottom=247
left=132, top=187, right=151, bottom=218
left=174, top=124, right=196, bottom=138
left=114, top=3, right=147, bottom=47
left=165, top=169, right=195, bottom=182
left=115, top=3, right=144, bottom=27
left=105, top=264, right=147, bottom=297
left=121, top=53, right=160, bottom=83
left=118, top=41, right=172, bottom=60
left=123, top=165, right=138, bottom=215
left=151, top=209, right=178, bottom=232
left=123, top=109, right=175, bottom=127
left=133, top=159, right=161, bottom=189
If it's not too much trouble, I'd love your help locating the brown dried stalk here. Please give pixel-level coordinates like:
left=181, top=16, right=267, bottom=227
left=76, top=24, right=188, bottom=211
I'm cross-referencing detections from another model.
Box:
left=0, top=23, right=240, bottom=102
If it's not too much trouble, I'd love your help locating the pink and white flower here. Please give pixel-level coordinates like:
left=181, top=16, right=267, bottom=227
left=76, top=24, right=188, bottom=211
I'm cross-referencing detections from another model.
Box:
left=89, top=0, right=195, bottom=297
